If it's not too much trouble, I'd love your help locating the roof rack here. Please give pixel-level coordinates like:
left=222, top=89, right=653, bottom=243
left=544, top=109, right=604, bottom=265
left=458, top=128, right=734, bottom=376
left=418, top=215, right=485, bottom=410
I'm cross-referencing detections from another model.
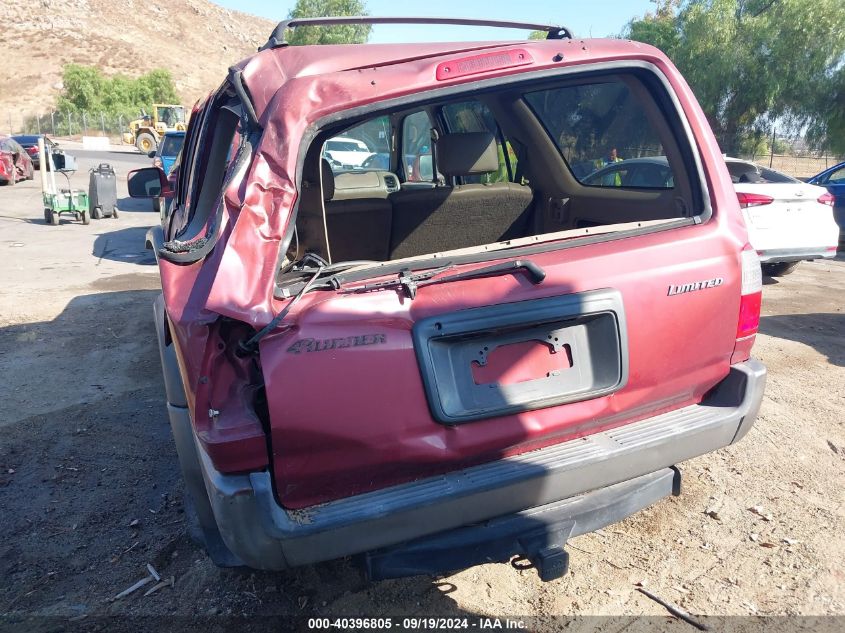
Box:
left=259, top=16, right=573, bottom=51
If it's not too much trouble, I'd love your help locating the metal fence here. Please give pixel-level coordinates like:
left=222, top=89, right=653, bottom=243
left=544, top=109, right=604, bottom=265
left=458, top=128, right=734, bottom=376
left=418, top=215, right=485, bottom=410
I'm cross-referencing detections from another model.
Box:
left=730, top=153, right=843, bottom=180
left=3, top=110, right=132, bottom=143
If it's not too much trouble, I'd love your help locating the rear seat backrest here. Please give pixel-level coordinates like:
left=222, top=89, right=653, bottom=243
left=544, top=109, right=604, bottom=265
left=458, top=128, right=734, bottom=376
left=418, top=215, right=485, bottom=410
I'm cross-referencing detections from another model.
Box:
left=388, top=132, right=534, bottom=260
left=322, top=159, right=393, bottom=263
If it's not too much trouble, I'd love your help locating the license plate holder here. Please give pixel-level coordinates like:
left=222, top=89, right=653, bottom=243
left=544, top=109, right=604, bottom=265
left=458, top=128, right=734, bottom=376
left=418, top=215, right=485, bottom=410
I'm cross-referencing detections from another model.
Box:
left=413, top=289, right=628, bottom=424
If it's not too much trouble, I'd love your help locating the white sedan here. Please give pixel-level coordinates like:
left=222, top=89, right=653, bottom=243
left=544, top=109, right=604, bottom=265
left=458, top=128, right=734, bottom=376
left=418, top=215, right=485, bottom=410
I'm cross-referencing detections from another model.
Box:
left=727, top=158, right=839, bottom=276
left=323, top=136, right=374, bottom=170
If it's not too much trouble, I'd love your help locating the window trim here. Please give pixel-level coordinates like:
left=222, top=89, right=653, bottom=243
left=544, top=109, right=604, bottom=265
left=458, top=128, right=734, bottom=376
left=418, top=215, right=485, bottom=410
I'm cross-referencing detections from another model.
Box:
left=159, top=88, right=252, bottom=264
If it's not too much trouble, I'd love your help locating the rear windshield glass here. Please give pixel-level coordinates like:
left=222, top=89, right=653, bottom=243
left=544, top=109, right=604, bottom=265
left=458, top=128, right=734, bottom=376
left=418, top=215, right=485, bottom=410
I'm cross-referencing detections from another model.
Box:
left=525, top=81, right=672, bottom=189
left=726, top=161, right=798, bottom=184
left=159, top=134, right=184, bottom=157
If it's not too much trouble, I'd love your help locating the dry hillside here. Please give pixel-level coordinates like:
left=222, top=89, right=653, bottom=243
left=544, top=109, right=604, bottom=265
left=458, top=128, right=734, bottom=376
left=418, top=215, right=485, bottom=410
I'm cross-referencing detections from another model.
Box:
left=0, top=0, right=274, bottom=116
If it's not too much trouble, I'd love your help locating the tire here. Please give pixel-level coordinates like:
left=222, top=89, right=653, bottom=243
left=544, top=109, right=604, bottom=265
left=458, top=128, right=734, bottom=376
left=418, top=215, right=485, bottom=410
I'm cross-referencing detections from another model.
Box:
left=112, top=207, right=119, bottom=219
left=152, top=198, right=161, bottom=215
left=49, top=210, right=59, bottom=226
left=136, top=133, right=157, bottom=154
left=82, top=209, right=90, bottom=225
left=763, top=261, right=799, bottom=277
left=43, top=208, right=51, bottom=223
left=92, top=206, right=103, bottom=220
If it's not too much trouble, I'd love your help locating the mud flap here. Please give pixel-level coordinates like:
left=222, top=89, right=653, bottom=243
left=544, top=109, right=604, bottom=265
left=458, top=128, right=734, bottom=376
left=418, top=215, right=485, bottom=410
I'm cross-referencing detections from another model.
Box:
left=362, top=467, right=679, bottom=582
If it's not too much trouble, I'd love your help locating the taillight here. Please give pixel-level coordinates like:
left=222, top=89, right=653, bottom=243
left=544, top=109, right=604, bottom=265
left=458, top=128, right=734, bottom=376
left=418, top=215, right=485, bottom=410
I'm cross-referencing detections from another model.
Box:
left=736, top=192, right=774, bottom=208
left=26, top=146, right=38, bottom=156
left=818, top=192, right=835, bottom=207
left=737, top=247, right=763, bottom=339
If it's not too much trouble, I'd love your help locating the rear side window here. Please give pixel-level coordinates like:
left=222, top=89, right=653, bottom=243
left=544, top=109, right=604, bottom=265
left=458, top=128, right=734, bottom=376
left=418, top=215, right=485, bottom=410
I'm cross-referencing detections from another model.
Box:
left=827, top=166, right=845, bottom=184
left=525, top=81, right=673, bottom=188
left=402, top=111, right=434, bottom=182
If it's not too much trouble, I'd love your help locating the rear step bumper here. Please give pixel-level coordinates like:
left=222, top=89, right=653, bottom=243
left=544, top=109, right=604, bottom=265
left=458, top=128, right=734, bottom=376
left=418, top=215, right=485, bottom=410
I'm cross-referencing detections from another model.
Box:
left=363, top=467, right=681, bottom=581
left=190, top=359, right=766, bottom=571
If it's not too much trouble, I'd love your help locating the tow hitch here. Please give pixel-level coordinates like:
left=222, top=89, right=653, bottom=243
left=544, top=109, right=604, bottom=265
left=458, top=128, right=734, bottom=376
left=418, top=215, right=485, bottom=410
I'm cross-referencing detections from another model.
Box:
left=362, top=467, right=681, bottom=582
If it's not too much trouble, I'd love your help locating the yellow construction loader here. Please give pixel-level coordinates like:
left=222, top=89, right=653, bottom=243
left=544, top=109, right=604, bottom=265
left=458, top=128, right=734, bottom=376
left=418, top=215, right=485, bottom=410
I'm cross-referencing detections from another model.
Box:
left=122, top=104, right=188, bottom=153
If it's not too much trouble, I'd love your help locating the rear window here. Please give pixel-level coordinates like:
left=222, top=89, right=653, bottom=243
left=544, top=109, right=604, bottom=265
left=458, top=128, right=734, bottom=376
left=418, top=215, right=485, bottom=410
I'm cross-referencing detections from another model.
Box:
left=159, top=134, right=184, bottom=157
left=524, top=81, right=673, bottom=188
left=726, top=161, right=797, bottom=184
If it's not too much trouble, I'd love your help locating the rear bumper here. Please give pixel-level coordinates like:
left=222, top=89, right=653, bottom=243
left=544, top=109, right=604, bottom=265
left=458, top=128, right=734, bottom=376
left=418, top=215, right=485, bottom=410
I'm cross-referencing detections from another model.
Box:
left=757, top=247, right=836, bottom=263
left=179, top=359, right=767, bottom=571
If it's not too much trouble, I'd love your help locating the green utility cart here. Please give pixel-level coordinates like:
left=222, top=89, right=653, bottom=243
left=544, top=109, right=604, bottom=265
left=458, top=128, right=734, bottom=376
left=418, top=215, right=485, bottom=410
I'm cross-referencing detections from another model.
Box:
left=40, top=145, right=90, bottom=226
left=43, top=188, right=90, bottom=226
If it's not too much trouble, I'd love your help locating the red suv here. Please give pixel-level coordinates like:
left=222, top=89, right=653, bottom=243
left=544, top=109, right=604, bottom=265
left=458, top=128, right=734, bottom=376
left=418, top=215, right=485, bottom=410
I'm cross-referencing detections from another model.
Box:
left=129, top=17, right=766, bottom=581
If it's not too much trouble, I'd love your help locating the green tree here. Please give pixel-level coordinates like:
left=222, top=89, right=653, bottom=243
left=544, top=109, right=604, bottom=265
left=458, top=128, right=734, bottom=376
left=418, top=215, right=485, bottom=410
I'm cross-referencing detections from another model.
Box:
left=286, top=0, right=371, bottom=46
left=58, top=65, right=179, bottom=115
left=58, top=65, right=105, bottom=113
left=624, top=0, right=845, bottom=154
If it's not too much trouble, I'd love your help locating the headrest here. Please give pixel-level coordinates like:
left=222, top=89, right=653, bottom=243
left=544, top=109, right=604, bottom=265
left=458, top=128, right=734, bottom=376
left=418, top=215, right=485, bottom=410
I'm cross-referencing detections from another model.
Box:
left=436, top=132, right=499, bottom=176
left=321, top=158, right=335, bottom=201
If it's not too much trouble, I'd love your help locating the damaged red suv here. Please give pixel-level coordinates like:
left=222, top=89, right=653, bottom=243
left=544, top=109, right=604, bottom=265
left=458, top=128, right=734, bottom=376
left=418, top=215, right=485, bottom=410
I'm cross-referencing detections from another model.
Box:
left=129, top=17, right=766, bottom=581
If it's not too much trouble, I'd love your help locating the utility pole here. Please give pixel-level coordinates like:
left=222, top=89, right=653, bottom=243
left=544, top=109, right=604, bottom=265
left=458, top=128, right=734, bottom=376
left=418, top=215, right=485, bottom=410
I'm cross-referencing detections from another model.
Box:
left=769, top=127, right=776, bottom=168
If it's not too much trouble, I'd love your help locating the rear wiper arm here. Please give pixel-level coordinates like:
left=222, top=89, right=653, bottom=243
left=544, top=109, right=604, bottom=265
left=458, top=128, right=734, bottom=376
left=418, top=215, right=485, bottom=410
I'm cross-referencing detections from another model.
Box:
left=342, top=259, right=545, bottom=299
left=341, top=264, right=454, bottom=298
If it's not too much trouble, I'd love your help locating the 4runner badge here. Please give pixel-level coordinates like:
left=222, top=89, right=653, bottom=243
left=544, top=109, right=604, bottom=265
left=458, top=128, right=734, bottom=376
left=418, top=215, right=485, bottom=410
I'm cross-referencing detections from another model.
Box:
left=668, top=277, right=724, bottom=296
left=286, top=334, right=387, bottom=354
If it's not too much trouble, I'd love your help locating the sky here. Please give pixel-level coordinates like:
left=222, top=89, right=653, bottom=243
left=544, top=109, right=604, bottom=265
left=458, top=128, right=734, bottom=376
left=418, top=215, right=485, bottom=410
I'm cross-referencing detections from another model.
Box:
left=210, top=0, right=656, bottom=42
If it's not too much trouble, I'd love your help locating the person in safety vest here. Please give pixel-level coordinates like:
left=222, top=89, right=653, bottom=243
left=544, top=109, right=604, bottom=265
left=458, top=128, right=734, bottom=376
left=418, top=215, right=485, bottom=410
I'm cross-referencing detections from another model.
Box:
left=594, top=146, right=624, bottom=186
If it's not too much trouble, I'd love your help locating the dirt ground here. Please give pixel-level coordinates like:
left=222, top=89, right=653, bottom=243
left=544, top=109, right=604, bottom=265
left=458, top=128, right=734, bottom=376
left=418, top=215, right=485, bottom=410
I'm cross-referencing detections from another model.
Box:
left=0, top=153, right=843, bottom=631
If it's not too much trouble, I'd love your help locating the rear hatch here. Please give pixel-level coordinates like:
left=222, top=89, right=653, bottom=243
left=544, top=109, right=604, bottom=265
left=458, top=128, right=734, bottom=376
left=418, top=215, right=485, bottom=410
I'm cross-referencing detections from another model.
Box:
left=259, top=223, right=743, bottom=508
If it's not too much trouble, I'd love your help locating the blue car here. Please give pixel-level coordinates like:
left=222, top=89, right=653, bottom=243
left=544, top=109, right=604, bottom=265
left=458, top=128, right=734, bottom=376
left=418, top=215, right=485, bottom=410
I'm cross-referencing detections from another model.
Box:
left=149, top=131, right=185, bottom=176
left=809, top=160, right=845, bottom=241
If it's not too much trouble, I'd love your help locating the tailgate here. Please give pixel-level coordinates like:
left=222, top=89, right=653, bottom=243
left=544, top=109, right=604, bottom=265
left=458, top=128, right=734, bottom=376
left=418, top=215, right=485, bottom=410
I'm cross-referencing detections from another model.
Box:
left=260, top=223, right=742, bottom=508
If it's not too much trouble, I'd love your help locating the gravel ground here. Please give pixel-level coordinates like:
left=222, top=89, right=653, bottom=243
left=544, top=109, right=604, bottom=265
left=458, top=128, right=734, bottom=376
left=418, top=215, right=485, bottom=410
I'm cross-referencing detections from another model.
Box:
left=0, top=159, right=843, bottom=632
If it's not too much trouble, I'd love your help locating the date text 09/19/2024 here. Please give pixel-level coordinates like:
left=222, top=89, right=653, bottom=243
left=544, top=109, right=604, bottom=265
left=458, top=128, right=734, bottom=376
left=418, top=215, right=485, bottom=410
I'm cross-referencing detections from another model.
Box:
left=306, top=617, right=527, bottom=629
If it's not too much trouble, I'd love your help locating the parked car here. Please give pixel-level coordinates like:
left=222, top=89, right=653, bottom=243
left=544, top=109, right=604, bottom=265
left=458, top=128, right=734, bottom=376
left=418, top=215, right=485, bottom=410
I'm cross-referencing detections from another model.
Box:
left=808, top=160, right=845, bottom=242
left=323, top=136, right=374, bottom=168
left=582, top=156, right=674, bottom=188
left=127, top=16, right=766, bottom=581
left=149, top=131, right=185, bottom=176
left=11, top=134, right=56, bottom=170
left=726, top=158, right=839, bottom=276
left=0, top=137, right=34, bottom=185
left=149, top=131, right=185, bottom=215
